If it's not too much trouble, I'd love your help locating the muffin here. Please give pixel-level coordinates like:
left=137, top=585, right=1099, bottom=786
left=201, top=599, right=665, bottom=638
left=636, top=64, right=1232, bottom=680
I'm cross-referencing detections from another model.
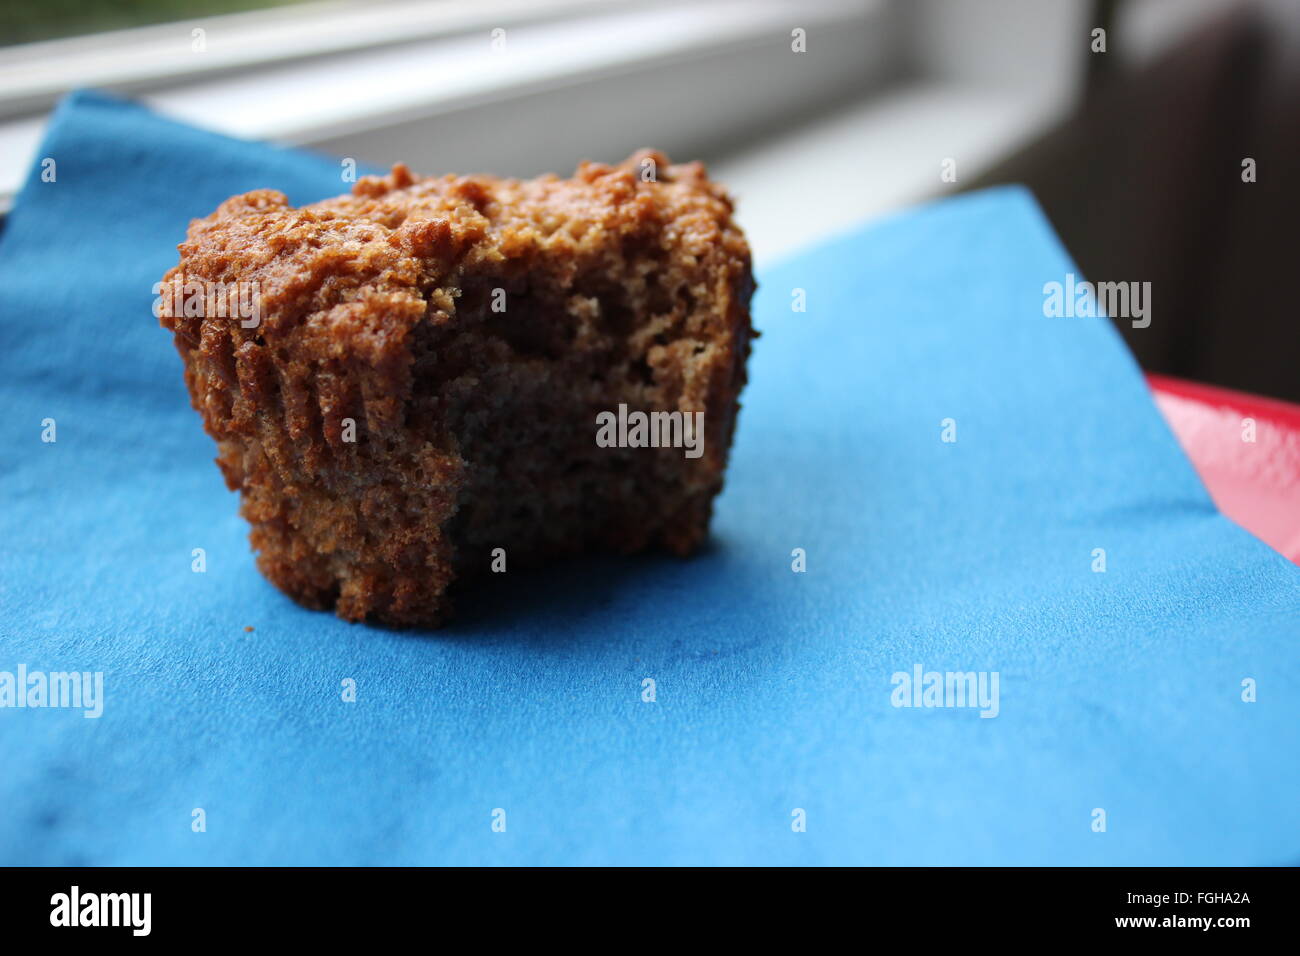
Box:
left=158, top=150, right=755, bottom=625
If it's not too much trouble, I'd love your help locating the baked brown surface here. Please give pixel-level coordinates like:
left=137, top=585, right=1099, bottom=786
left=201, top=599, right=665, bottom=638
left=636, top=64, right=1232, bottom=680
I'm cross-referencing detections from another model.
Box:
left=159, top=150, right=755, bottom=626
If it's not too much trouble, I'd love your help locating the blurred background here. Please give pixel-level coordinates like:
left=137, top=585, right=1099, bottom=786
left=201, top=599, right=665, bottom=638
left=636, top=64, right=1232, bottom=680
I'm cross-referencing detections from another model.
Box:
left=1, top=0, right=1296, bottom=401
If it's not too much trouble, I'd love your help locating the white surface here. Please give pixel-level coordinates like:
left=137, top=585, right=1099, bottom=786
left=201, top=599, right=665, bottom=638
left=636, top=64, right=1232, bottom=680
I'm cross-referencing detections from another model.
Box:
left=714, top=83, right=1064, bottom=266
left=149, top=0, right=878, bottom=146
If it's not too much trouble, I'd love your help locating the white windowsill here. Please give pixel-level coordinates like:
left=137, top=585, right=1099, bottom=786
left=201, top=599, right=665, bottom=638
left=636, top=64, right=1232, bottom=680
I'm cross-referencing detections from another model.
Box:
left=0, top=0, right=886, bottom=212
left=0, top=0, right=1073, bottom=265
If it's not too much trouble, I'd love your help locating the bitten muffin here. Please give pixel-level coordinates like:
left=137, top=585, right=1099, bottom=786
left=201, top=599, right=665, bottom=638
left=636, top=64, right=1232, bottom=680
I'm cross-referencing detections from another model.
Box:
left=158, top=150, right=755, bottom=626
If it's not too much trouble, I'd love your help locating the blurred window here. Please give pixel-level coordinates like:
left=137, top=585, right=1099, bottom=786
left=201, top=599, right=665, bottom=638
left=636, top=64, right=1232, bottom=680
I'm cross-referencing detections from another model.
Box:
left=2, top=0, right=320, bottom=47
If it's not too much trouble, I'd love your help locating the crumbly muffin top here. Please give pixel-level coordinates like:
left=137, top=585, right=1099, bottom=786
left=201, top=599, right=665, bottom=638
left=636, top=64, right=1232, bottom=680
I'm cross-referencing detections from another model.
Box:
left=169, top=150, right=750, bottom=349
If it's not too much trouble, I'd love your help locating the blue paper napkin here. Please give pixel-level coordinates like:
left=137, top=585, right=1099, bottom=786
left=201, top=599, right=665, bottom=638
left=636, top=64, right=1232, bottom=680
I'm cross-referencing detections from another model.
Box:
left=1, top=90, right=1296, bottom=866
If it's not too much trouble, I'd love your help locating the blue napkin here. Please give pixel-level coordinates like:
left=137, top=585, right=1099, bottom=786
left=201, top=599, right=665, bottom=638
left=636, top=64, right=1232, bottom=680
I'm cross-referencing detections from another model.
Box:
left=1, top=90, right=1296, bottom=866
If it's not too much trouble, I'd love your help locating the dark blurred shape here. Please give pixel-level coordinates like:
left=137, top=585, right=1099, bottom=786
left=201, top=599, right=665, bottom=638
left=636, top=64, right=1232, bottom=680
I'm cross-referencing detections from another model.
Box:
left=972, top=0, right=1300, bottom=402
left=1085, top=0, right=1121, bottom=94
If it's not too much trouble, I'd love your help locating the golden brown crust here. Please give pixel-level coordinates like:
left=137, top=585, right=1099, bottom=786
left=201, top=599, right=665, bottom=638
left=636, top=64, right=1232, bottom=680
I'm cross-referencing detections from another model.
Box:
left=160, top=150, right=754, bottom=625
